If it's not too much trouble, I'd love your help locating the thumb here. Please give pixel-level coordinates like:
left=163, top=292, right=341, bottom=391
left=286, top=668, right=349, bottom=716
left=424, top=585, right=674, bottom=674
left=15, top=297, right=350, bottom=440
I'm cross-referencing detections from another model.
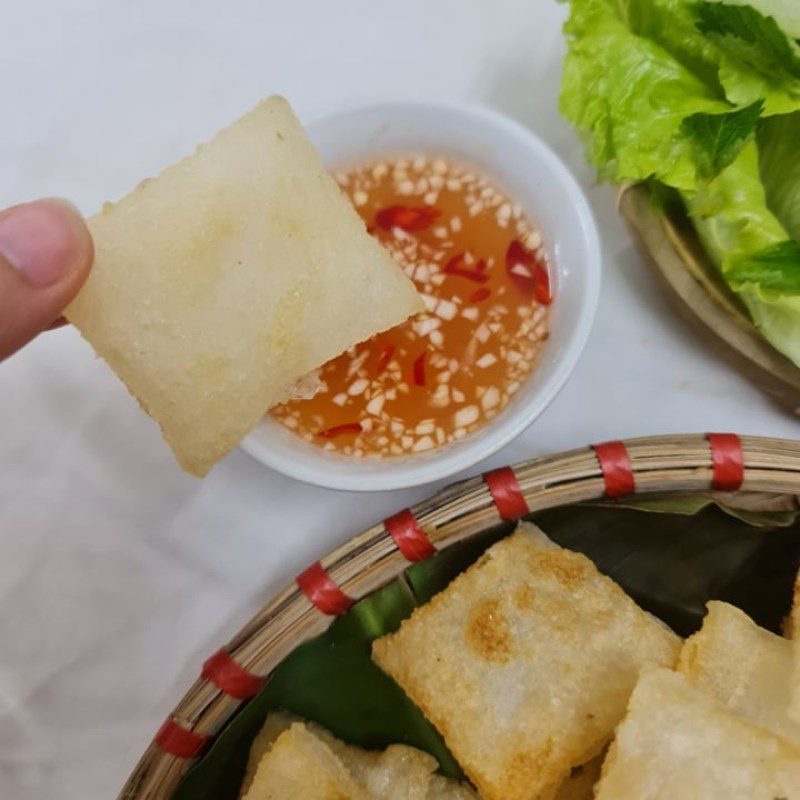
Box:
left=0, top=199, right=93, bottom=361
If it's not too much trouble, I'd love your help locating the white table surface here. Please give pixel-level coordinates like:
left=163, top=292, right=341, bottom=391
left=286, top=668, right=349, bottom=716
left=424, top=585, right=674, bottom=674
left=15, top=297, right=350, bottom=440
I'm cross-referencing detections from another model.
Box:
left=1, top=1, right=798, bottom=798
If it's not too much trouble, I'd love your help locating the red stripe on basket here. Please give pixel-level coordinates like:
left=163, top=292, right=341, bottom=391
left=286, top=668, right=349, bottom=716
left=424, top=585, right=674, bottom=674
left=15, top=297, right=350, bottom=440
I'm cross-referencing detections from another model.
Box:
left=384, top=509, right=436, bottom=562
left=296, top=562, right=354, bottom=616
left=155, top=717, right=210, bottom=759
left=706, top=433, right=744, bottom=491
left=483, top=467, right=530, bottom=521
left=592, top=441, right=636, bottom=499
left=201, top=649, right=266, bottom=700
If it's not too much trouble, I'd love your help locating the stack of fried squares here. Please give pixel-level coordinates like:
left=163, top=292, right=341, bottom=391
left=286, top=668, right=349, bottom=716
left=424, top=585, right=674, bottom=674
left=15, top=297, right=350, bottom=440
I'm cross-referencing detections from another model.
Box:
left=242, top=523, right=800, bottom=798
left=372, top=522, right=800, bottom=799
left=593, top=601, right=800, bottom=798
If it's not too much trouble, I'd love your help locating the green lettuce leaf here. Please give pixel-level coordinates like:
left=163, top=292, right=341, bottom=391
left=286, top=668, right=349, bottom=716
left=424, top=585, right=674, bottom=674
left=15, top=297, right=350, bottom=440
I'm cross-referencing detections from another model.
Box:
left=695, top=2, right=800, bottom=78
left=686, top=140, right=787, bottom=261
left=681, top=99, right=763, bottom=178
left=758, top=111, right=800, bottom=240
left=613, top=0, right=800, bottom=114
left=695, top=1, right=800, bottom=113
left=726, top=240, right=800, bottom=292
left=560, top=0, right=731, bottom=190
left=560, top=0, right=800, bottom=365
left=621, top=0, right=729, bottom=91
left=734, top=284, right=800, bottom=363
left=726, top=241, right=800, bottom=363
left=711, top=0, right=800, bottom=39
left=687, top=143, right=800, bottom=363
left=560, top=0, right=797, bottom=191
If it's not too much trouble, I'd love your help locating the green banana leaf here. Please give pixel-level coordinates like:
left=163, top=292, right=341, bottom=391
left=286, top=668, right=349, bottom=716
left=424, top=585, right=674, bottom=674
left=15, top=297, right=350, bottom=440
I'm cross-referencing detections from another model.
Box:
left=587, top=492, right=800, bottom=527
left=173, top=499, right=800, bottom=800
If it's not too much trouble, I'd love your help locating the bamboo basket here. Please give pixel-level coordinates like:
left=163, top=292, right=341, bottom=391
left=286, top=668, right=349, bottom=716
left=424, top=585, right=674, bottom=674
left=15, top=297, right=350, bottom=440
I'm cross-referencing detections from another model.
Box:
left=619, top=184, right=800, bottom=414
left=120, top=432, right=800, bottom=799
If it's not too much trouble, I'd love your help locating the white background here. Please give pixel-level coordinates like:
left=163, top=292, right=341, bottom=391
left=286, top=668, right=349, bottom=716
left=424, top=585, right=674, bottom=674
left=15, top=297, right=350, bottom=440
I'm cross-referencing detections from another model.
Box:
left=1, top=1, right=797, bottom=798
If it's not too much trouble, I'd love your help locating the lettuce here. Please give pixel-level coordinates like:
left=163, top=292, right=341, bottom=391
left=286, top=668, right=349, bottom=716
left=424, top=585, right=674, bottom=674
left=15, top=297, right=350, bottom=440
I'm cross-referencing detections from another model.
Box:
left=687, top=144, right=800, bottom=363
left=727, top=242, right=800, bottom=292
left=696, top=1, right=800, bottom=113
left=695, top=3, right=800, bottom=80
left=686, top=141, right=787, bottom=263
left=560, top=0, right=729, bottom=190
left=709, top=0, right=800, bottom=40
left=733, top=284, right=800, bottom=365
left=681, top=99, right=763, bottom=179
left=561, top=0, right=800, bottom=365
left=758, top=111, right=800, bottom=240
left=615, top=0, right=800, bottom=114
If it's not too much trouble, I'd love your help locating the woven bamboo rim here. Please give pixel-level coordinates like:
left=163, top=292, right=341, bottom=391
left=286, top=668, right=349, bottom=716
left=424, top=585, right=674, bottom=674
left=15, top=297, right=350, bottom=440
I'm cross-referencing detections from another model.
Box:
left=120, top=433, right=800, bottom=799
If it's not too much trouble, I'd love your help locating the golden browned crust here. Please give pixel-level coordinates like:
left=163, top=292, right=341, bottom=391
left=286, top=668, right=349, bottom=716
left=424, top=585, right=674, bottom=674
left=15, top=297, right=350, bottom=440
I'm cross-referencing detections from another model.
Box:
left=372, top=523, right=680, bottom=800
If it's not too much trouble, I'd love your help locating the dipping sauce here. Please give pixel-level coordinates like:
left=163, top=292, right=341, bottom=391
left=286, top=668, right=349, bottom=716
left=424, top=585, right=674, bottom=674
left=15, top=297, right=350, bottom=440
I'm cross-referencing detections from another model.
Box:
left=270, top=156, right=552, bottom=457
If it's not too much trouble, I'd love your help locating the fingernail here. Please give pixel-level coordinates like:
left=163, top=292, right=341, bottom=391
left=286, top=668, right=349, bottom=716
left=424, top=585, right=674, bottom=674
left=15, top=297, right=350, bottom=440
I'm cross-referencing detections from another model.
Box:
left=0, top=199, right=84, bottom=288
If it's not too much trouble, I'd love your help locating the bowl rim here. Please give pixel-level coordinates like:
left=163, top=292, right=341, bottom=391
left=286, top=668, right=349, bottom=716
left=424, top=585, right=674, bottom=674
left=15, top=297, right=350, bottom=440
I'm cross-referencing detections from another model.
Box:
left=240, top=99, right=602, bottom=491
left=120, top=432, right=800, bottom=799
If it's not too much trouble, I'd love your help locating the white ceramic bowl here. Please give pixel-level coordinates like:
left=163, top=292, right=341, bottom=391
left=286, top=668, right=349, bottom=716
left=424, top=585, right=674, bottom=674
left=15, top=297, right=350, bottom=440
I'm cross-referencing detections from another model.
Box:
left=242, top=101, right=601, bottom=491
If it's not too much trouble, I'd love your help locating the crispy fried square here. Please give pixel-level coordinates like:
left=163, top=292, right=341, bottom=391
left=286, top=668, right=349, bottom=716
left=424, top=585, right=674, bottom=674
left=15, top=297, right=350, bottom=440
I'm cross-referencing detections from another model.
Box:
left=594, top=668, right=800, bottom=799
left=67, top=96, right=421, bottom=475
left=372, top=523, right=680, bottom=800
left=677, top=600, right=800, bottom=745
left=242, top=712, right=478, bottom=800
left=241, top=722, right=369, bottom=800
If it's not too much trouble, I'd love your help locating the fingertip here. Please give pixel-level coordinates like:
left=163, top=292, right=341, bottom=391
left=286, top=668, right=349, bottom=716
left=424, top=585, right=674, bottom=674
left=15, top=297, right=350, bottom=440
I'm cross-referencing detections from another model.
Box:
left=0, top=198, right=93, bottom=290
left=0, top=198, right=93, bottom=360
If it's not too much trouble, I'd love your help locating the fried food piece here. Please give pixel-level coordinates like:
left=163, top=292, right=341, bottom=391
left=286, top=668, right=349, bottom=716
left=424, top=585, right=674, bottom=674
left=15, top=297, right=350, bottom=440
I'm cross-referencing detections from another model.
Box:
left=240, top=711, right=299, bottom=796
left=372, top=523, right=680, bottom=800
left=677, top=600, right=800, bottom=745
left=241, top=722, right=370, bottom=800
left=594, top=667, right=800, bottom=799
left=242, top=712, right=478, bottom=800
left=67, top=96, right=422, bottom=475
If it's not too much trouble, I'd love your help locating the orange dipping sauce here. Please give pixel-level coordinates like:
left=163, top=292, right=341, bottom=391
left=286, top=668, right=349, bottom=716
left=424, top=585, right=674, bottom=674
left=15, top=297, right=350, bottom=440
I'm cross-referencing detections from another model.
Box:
left=270, top=156, right=552, bottom=457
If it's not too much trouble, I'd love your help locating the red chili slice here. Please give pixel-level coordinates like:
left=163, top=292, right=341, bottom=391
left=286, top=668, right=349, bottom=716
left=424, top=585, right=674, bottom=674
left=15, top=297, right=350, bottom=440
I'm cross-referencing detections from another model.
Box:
left=505, top=240, right=552, bottom=304
left=507, top=239, right=534, bottom=269
left=376, top=343, right=395, bottom=375
left=317, top=422, right=363, bottom=439
left=468, top=287, right=491, bottom=303
left=533, top=264, right=551, bottom=305
left=443, top=253, right=490, bottom=283
left=375, top=205, right=440, bottom=232
left=413, top=351, right=427, bottom=387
